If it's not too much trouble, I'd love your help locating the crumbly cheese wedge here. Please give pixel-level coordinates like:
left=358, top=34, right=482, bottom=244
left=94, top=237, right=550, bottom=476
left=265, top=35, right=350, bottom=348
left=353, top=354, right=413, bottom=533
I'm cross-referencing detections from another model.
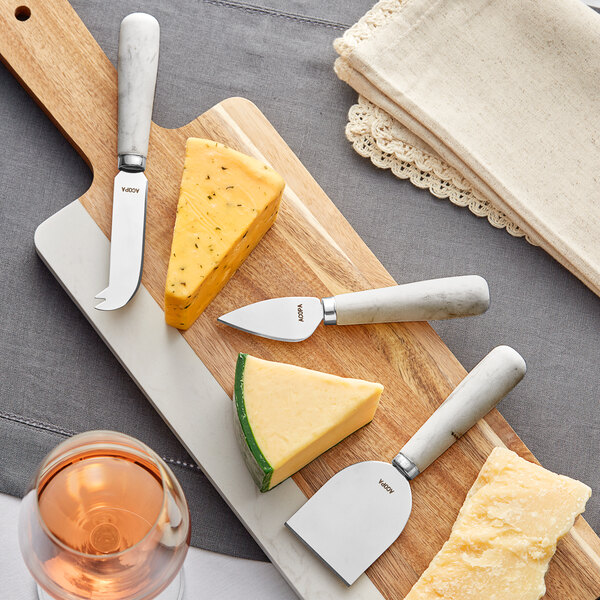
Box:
left=234, top=354, right=383, bottom=492
left=165, top=139, right=285, bottom=329
left=405, top=447, right=591, bottom=600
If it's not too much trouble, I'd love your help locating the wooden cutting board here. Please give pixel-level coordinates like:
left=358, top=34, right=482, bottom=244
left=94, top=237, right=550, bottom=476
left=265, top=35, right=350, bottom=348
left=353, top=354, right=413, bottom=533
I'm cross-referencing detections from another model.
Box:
left=2, top=1, right=599, bottom=598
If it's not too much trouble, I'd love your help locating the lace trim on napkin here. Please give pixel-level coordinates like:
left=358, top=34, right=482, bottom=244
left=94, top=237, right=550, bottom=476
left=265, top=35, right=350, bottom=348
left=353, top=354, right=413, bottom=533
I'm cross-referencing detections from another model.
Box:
left=346, top=97, right=533, bottom=241
left=333, top=0, right=401, bottom=56
left=334, top=0, right=533, bottom=243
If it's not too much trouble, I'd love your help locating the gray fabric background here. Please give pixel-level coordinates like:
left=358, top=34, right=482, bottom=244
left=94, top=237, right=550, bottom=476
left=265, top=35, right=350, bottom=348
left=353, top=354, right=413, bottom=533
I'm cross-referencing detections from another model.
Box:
left=0, top=0, right=598, bottom=563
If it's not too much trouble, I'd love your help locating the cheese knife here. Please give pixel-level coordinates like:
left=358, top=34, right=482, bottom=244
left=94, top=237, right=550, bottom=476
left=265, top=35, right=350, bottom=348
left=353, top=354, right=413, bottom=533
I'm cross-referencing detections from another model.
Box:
left=95, top=13, right=160, bottom=310
left=217, top=275, right=490, bottom=341
left=286, top=345, right=526, bottom=585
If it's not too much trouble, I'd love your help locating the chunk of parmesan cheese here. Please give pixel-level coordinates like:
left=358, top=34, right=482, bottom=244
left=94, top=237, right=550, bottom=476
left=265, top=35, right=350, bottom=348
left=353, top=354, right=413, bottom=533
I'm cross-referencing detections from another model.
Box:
left=405, top=447, right=591, bottom=600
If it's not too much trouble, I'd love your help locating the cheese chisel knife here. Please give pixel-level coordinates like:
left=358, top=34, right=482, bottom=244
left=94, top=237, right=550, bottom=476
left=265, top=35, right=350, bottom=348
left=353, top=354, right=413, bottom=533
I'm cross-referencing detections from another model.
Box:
left=95, top=13, right=160, bottom=310
left=286, top=345, right=526, bottom=585
left=218, top=275, right=490, bottom=341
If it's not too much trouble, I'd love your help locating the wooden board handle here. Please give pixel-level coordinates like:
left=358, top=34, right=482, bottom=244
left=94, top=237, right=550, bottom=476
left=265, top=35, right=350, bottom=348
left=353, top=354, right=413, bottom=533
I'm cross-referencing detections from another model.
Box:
left=0, top=0, right=117, bottom=171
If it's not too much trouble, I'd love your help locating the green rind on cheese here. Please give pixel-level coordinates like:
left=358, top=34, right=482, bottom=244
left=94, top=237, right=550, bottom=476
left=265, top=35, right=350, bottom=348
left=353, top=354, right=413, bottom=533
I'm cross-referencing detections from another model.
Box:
left=234, top=353, right=273, bottom=492
left=234, top=353, right=383, bottom=492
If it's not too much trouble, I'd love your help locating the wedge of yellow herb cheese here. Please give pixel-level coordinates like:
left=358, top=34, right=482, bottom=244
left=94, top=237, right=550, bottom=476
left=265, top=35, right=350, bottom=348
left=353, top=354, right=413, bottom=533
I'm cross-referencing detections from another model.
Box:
left=234, top=353, right=383, bottom=492
left=165, top=139, right=285, bottom=329
left=405, top=447, right=591, bottom=600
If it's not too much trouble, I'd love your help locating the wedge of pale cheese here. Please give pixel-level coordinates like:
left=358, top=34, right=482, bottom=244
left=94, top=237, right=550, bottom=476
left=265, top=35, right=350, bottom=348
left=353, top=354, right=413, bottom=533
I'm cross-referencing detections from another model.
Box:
left=405, top=447, right=591, bottom=600
left=234, top=353, right=383, bottom=492
left=165, top=139, right=285, bottom=329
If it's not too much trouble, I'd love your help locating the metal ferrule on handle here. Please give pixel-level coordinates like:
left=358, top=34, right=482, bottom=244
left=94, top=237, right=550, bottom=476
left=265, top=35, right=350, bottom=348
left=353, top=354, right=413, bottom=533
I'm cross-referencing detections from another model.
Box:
left=321, top=296, right=337, bottom=325
left=325, top=276, right=490, bottom=326
left=392, top=453, right=420, bottom=481
left=117, top=13, right=160, bottom=172
left=394, top=345, right=526, bottom=476
left=118, top=153, right=146, bottom=172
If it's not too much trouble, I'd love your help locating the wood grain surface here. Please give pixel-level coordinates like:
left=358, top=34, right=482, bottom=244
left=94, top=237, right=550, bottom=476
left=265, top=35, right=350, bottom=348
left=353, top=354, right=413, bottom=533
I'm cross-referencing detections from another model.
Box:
left=1, top=1, right=598, bottom=597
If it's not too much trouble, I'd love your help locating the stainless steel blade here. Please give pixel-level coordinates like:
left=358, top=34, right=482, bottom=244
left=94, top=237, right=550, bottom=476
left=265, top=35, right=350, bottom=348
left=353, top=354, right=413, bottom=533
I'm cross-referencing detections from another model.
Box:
left=95, top=170, right=147, bottom=310
left=285, top=461, right=412, bottom=586
left=217, top=296, right=324, bottom=342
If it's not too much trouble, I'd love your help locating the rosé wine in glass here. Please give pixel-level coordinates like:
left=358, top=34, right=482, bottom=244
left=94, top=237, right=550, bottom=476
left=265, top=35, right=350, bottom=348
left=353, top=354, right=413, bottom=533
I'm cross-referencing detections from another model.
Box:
left=19, top=431, right=190, bottom=600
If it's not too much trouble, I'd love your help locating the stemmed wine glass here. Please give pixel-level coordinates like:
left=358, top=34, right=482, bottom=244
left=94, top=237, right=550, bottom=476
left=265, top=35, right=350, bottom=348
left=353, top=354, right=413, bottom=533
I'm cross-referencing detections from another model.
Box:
left=19, top=431, right=190, bottom=600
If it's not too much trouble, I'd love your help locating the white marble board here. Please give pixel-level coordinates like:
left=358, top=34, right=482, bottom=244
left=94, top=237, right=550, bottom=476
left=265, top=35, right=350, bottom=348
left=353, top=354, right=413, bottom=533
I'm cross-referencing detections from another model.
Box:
left=34, top=199, right=385, bottom=600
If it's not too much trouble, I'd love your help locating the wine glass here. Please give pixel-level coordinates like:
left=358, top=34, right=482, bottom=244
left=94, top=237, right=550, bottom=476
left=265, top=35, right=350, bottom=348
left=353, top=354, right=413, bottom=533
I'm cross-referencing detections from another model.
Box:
left=19, top=430, right=191, bottom=600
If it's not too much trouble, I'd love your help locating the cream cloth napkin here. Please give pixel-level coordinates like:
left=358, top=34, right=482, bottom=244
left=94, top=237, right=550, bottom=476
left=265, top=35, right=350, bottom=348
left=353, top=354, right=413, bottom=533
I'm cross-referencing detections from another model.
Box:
left=334, top=0, right=600, bottom=296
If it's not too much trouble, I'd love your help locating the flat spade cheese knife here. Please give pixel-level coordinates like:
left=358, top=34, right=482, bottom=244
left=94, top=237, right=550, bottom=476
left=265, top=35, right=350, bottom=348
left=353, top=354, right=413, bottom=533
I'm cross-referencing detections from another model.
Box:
left=286, top=345, right=526, bottom=585
left=218, top=275, right=490, bottom=341
left=95, top=13, right=160, bottom=310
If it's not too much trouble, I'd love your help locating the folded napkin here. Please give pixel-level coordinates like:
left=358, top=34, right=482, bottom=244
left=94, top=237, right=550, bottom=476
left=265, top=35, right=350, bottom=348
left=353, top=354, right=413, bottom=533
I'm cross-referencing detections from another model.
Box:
left=334, top=0, right=600, bottom=296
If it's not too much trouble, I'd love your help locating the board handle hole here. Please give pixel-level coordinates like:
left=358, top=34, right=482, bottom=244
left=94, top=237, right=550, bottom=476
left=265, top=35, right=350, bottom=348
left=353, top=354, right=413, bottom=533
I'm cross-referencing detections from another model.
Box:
left=15, top=6, right=31, bottom=21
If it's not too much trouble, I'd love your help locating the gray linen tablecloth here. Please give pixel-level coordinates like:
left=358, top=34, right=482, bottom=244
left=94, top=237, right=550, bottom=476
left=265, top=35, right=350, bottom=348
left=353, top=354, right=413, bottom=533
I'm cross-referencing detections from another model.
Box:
left=0, top=0, right=598, bottom=562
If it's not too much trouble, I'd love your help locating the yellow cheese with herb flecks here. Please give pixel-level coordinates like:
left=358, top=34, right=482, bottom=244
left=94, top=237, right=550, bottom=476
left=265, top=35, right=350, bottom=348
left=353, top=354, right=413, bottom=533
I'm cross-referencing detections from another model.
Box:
left=165, top=139, right=285, bottom=329
left=405, top=447, right=591, bottom=600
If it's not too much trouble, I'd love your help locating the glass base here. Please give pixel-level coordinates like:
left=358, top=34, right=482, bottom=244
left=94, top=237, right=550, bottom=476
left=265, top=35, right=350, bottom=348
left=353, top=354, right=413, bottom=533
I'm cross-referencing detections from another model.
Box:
left=37, top=569, right=185, bottom=600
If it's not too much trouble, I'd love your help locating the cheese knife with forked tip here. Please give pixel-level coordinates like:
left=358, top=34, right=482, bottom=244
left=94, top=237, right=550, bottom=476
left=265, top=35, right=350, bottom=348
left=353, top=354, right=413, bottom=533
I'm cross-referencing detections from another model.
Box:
left=95, top=13, right=159, bottom=310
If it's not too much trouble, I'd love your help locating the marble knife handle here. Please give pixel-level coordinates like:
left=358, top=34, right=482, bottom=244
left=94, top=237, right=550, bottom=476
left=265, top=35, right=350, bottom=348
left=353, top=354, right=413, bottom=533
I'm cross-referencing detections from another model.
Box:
left=117, top=13, right=160, bottom=170
left=329, top=276, right=490, bottom=326
left=394, top=346, right=526, bottom=477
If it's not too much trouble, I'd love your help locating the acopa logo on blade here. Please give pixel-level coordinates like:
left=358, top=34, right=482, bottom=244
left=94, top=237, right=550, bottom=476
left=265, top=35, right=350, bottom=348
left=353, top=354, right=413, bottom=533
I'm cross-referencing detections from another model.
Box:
left=121, top=187, right=140, bottom=193
left=379, top=479, right=394, bottom=494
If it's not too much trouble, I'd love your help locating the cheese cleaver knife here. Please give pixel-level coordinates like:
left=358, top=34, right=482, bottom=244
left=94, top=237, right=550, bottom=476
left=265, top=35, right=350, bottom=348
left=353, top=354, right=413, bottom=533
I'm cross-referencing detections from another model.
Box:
left=286, top=345, right=526, bottom=585
left=95, top=14, right=160, bottom=310
left=218, top=275, right=490, bottom=341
